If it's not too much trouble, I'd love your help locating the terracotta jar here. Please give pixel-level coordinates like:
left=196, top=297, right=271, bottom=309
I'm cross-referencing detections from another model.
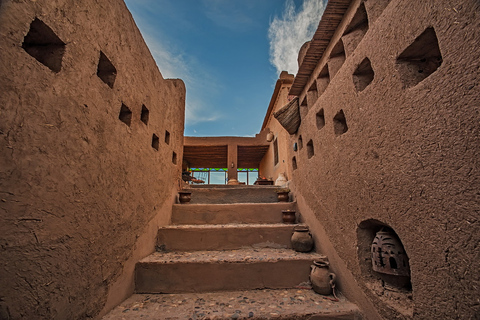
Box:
left=178, top=191, right=192, bottom=204
left=291, top=226, right=314, bottom=252
left=282, top=210, right=296, bottom=224
left=310, top=260, right=336, bottom=295
left=277, top=191, right=289, bottom=202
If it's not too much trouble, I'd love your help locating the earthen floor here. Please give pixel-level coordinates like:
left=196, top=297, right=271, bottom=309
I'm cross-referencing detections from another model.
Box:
left=103, top=288, right=359, bottom=319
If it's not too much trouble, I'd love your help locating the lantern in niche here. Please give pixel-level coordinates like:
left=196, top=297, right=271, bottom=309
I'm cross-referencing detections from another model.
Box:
left=371, top=229, right=410, bottom=277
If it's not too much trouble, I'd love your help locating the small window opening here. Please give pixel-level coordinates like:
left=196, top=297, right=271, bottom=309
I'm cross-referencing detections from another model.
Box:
left=172, top=152, right=177, bottom=165
left=333, top=110, right=348, bottom=136
left=292, top=156, right=297, bottom=170
left=342, top=3, right=369, bottom=55
left=328, top=40, right=346, bottom=78
left=273, top=138, right=279, bottom=165
left=97, top=51, right=117, bottom=88
left=141, top=105, right=149, bottom=125
left=298, top=136, right=303, bottom=150
left=316, top=64, right=330, bottom=96
left=165, top=131, right=171, bottom=144
left=307, top=140, right=314, bottom=159
left=151, top=134, right=159, bottom=151
left=316, top=109, right=325, bottom=130
left=22, top=18, right=66, bottom=73
left=353, top=57, right=374, bottom=92
left=119, top=103, right=132, bottom=127
left=396, top=27, right=442, bottom=88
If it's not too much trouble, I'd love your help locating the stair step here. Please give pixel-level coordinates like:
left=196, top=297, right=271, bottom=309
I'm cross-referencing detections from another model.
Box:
left=186, top=186, right=281, bottom=204
left=157, top=223, right=299, bottom=251
left=103, top=288, right=361, bottom=319
left=172, top=202, right=296, bottom=225
left=135, top=249, right=326, bottom=294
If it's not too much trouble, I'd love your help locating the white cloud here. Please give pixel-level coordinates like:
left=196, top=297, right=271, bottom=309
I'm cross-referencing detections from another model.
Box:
left=268, top=0, right=326, bottom=75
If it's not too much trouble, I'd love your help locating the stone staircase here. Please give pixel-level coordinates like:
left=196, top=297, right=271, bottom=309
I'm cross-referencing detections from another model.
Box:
left=103, top=186, right=361, bottom=319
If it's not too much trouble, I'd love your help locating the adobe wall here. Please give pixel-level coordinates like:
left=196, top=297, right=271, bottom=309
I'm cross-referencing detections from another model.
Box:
left=259, top=75, right=294, bottom=183
left=0, top=0, right=185, bottom=319
left=291, top=0, right=479, bottom=319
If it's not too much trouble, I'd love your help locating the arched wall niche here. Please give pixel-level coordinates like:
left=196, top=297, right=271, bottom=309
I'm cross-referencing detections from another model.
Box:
left=357, top=219, right=412, bottom=291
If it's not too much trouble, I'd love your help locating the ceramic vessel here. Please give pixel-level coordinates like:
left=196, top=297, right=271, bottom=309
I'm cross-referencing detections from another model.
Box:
left=277, top=191, right=289, bottom=202
left=291, top=226, right=314, bottom=252
left=310, top=260, right=336, bottom=295
left=282, top=210, right=296, bottom=224
left=178, top=191, right=192, bottom=204
left=275, top=173, right=287, bottom=186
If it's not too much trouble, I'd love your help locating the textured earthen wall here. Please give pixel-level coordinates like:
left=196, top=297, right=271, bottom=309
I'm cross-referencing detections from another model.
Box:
left=259, top=79, right=294, bottom=183
left=0, top=0, right=185, bottom=319
left=291, top=0, right=479, bottom=319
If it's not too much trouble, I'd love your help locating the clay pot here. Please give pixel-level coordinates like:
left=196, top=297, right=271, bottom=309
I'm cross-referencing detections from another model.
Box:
left=277, top=191, right=289, bottom=202
left=310, top=260, right=336, bottom=295
left=291, top=226, right=314, bottom=252
left=178, top=191, right=192, bottom=204
left=282, top=210, right=296, bottom=224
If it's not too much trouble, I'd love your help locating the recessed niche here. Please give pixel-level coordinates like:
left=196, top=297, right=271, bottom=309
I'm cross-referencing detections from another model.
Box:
left=316, top=109, right=325, bottom=130
left=165, top=131, right=170, bottom=144
left=97, top=51, right=117, bottom=88
left=333, top=110, right=348, bottom=136
left=292, top=156, right=297, bottom=170
left=307, top=82, right=318, bottom=107
left=316, top=64, right=330, bottom=96
left=353, top=57, right=374, bottom=92
left=357, top=219, right=413, bottom=316
left=141, top=105, right=149, bottom=125
left=298, top=135, right=303, bottom=150
left=172, top=152, right=177, bottom=165
left=328, top=40, right=346, bottom=78
left=342, top=3, right=369, bottom=55
left=364, top=0, right=391, bottom=23
left=22, top=18, right=65, bottom=73
left=119, top=103, right=132, bottom=127
left=151, top=134, right=159, bottom=151
left=307, top=140, right=314, bottom=159
left=396, top=27, right=443, bottom=88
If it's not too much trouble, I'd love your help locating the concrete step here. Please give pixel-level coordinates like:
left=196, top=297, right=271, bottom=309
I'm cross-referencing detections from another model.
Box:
left=172, top=202, right=297, bottom=225
left=135, top=248, right=326, bottom=294
left=186, top=186, right=283, bottom=204
left=103, top=288, right=361, bottom=319
left=157, top=223, right=300, bottom=251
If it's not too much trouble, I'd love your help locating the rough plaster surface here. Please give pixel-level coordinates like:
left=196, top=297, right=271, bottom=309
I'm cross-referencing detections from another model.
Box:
left=0, top=0, right=185, bottom=319
left=290, top=0, right=480, bottom=319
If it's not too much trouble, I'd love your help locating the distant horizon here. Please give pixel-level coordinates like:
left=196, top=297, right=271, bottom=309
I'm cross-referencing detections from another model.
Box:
left=124, top=0, right=326, bottom=137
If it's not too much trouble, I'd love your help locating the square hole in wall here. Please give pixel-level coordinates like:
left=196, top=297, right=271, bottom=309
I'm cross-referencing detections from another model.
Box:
left=353, top=58, right=374, bottom=92
left=22, top=18, right=65, bottom=73
left=316, top=109, right=325, bottom=130
left=141, top=104, right=149, bottom=125
left=298, top=135, right=303, bottom=150
left=165, top=130, right=171, bottom=144
left=316, top=64, right=330, bottom=96
left=292, top=156, right=297, bottom=170
left=307, top=140, right=314, bottom=159
left=333, top=110, right=348, bottom=136
left=97, top=51, right=117, bottom=88
left=119, top=103, right=132, bottom=126
left=328, top=40, right=346, bottom=78
left=396, top=27, right=442, bottom=88
left=342, top=3, right=369, bottom=55
left=172, top=151, right=177, bottom=165
left=152, top=134, right=159, bottom=151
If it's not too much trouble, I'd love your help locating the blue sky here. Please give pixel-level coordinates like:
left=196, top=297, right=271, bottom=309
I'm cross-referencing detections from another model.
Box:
left=124, top=0, right=326, bottom=137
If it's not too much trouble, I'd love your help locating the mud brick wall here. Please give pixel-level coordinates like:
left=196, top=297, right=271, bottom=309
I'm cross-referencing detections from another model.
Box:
left=290, top=0, right=480, bottom=319
left=0, top=0, right=185, bottom=318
